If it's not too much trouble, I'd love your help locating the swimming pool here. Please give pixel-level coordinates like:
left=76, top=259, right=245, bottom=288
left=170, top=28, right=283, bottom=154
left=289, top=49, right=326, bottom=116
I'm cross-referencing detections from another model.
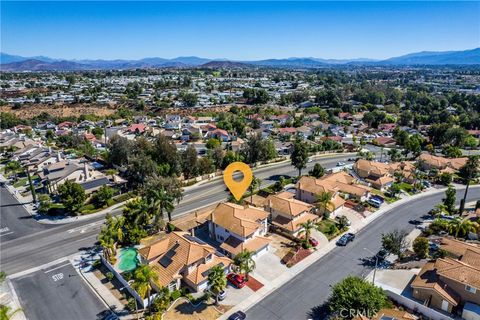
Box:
left=118, top=247, right=139, bottom=272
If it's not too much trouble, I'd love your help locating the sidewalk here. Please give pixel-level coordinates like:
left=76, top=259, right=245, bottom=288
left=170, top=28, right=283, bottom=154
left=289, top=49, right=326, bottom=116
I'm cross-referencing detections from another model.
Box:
left=219, top=184, right=478, bottom=320
left=0, top=279, right=26, bottom=320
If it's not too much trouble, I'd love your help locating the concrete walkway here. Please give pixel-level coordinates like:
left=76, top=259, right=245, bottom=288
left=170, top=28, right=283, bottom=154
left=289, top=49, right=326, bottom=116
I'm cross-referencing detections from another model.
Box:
left=219, top=184, right=476, bottom=320
left=0, top=279, right=26, bottom=320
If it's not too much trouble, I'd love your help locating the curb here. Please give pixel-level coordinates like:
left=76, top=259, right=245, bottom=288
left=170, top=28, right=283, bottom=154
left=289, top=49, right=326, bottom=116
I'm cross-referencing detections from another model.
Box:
left=219, top=184, right=478, bottom=320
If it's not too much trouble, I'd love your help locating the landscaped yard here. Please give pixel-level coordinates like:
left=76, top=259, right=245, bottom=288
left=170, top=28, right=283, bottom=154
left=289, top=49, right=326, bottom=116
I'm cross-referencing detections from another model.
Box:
left=317, top=219, right=346, bottom=240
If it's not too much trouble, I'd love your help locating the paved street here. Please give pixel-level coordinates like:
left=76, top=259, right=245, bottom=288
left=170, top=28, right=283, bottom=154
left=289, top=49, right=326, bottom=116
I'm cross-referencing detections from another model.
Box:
left=245, top=187, right=480, bottom=320
left=11, top=261, right=108, bottom=320
left=0, top=187, right=54, bottom=241
left=1, top=153, right=358, bottom=275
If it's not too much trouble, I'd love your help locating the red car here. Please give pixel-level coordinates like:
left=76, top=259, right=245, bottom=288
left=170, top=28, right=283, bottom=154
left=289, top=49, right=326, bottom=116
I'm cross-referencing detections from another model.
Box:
left=227, top=273, right=247, bottom=288
left=308, top=237, right=319, bottom=247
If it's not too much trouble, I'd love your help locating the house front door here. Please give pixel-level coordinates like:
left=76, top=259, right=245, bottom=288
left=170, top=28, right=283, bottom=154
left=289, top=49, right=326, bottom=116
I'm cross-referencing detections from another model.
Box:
left=441, top=300, right=449, bottom=312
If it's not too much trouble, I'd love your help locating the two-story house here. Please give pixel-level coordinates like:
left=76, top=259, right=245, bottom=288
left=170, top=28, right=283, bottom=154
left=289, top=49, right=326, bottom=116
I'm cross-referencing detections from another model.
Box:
left=295, top=176, right=346, bottom=216
left=138, top=231, right=232, bottom=293
left=411, top=240, right=480, bottom=315
left=265, top=193, right=318, bottom=236
left=208, top=202, right=271, bottom=258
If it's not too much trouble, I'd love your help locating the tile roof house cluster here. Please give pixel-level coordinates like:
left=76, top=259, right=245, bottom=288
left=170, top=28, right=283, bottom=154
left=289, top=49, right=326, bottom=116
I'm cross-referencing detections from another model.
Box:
left=265, top=192, right=317, bottom=236
left=353, top=159, right=416, bottom=190
left=411, top=238, right=480, bottom=315
left=417, top=153, right=468, bottom=174
left=295, top=172, right=370, bottom=214
left=208, top=202, right=271, bottom=258
left=138, top=231, right=232, bottom=293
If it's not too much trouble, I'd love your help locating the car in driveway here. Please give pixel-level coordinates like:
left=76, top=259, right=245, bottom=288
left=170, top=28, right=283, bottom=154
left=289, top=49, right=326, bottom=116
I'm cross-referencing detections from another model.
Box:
left=227, top=273, right=247, bottom=289
left=228, top=311, right=247, bottom=320
left=308, top=237, right=319, bottom=247
left=336, top=233, right=355, bottom=246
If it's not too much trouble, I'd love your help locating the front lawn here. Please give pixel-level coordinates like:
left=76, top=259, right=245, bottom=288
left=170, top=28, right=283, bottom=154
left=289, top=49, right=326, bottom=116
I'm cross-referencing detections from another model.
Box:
left=317, top=219, right=346, bottom=240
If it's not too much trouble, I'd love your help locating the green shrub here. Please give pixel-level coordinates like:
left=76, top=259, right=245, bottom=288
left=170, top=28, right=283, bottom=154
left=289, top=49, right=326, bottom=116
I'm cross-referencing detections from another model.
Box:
left=127, top=297, right=137, bottom=311
left=170, top=289, right=182, bottom=301
left=122, top=271, right=132, bottom=281
left=106, top=272, right=114, bottom=281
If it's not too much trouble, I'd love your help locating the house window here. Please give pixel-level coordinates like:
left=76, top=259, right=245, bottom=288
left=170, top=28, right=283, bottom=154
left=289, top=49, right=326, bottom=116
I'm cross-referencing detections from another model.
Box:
left=466, top=285, right=477, bottom=294
left=168, top=281, right=177, bottom=291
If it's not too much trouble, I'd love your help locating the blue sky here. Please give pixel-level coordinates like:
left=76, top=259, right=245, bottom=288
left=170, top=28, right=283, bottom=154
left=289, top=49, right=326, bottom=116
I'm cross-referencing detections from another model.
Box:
left=1, top=1, right=479, bottom=60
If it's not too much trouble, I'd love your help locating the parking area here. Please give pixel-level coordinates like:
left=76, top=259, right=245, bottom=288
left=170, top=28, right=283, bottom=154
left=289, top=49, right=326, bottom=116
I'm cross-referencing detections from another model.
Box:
left=12, top=261, right=109, bottom=320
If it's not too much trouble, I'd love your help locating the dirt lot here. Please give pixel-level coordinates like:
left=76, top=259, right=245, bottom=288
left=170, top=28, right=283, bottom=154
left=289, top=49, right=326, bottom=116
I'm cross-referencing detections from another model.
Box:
left=1, top=103, right=116, bottom=119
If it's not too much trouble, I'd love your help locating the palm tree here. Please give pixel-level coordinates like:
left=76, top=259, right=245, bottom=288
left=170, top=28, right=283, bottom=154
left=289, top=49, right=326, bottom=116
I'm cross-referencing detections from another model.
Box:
left=451, top=219, right=480, bottom=238
left=207, top=265, right=227, bottom=305
left=458, top=156, right=479, bottom=214
left=128, top=199, right=151, bottom=228
left=98, top=214, right=124, bottom=263
left=233, top=250, right=256, bottom=281
left=298, top=219, right=320, bottom=242
left=0, top=305, right=22, bottom=320
left=133, top=264, right=159, bottom=311
left=249, top=175, right=262, bottom=204
left=146, top=188, right=174, bottom=229
left=316, top=191, right=333, bottom=216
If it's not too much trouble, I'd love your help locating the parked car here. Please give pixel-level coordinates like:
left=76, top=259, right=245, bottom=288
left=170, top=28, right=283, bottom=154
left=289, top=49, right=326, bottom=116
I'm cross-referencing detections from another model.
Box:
left=336, top=162, right=346, bottom=166
left=308, top=237, right=319, bottom=247
left=228, top=311, right=247, bottom=320
left=336, top=233, right=355, bottom=246
left=227, top=273, right=247, bottom=289
left=421, top=180, right=432, bottom=188
left=429, top=242, right=440, bottom=251
left=408, top=219, right=422, bottom=225
left=367, top=198, right=382, bottom=208
left=370, top=195, right=385, bottom=203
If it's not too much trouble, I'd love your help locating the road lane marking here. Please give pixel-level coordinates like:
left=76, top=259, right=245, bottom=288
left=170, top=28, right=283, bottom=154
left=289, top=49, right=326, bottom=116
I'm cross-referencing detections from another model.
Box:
left=0, top=232, right=14, bottom=237
left=44, top=262, right=71, bottom=274
left=0, top=226, right=10, bottom=233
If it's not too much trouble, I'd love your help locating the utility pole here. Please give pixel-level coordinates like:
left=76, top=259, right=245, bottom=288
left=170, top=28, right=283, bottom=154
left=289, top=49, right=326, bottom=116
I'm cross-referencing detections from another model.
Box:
left=25, top=164, right=37, bottom=203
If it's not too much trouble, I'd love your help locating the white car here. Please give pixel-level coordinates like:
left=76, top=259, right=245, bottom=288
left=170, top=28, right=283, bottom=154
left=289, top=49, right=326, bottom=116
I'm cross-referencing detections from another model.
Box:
left=336, top=162, right=346, bottom=166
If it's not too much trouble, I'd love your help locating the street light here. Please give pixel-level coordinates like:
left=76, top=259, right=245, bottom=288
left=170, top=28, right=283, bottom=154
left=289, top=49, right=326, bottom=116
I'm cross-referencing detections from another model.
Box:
left=364, top=247, right=378, bottom=285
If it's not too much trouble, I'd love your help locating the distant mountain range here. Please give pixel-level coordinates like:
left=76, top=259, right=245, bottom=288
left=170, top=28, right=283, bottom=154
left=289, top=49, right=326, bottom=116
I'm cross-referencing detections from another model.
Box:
left=1, top=48, right=479, bottom=71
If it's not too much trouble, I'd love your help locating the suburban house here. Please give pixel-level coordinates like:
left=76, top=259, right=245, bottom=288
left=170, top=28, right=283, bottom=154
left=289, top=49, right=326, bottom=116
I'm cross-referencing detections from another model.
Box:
left=208, top=202, right=271, bottom=258
left=417, top=153, right=468, bottom=173
left=353, top=159, right=395, bottom=191
left=318, top=171, right=371, bottom=201
left=265, top=193, right=318, bottom=236
left=295, top=176, right=346, bottom=216
left=411, top=239, right=480, bottom=315
left=138, top=231, right=232, bottom=293
left=38, top=159, right=105, bottom=192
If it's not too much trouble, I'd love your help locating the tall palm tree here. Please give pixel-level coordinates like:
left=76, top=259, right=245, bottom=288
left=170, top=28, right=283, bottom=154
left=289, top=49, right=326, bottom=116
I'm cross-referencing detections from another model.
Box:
left=133, top=264, right=159, bottom=311
left=98, top=214, right=124, bottom=263
left=316, top=191, right=333, bottom=216
left=233, top=250, right=256, bottom=281
left=207, top=265, right=227, bottom=305
left=249, top=175, right=262, bottom=204
left=146, top=188, right=174, bottom=229
left=0, top=305, right=22, bottom=320
left=298, top=219, right=320, bottom=242
left=458, top=156, right=479, bottom=214
left=128, top=199, right=151, bottom=227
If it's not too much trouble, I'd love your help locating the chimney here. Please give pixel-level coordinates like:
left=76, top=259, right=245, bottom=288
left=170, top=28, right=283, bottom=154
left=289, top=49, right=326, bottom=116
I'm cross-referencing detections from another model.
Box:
left=83, top=162, right=90, bottom=180
left=57, top=152, right=62, bottom=161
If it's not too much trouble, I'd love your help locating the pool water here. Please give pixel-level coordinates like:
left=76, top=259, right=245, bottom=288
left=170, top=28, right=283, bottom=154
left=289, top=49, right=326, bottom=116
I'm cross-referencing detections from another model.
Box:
left=118, top=248, right=139, bottom=272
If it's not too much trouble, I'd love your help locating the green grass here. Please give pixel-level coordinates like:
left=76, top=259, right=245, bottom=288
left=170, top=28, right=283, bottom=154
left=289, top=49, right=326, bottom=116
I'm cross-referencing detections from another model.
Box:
left=13, top=178, right=28, bottom=188
left=317, top=219, right=346, bottom=240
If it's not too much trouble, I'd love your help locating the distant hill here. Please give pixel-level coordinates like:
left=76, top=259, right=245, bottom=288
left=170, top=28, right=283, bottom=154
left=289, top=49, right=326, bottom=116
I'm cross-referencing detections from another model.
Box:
left=0, top=59, right=89, bottom=71
left=1, top=48, right=479, bottom=71
left=380, top=48, right=480, bottom=65
left=201, top=60, right=250, bottom=68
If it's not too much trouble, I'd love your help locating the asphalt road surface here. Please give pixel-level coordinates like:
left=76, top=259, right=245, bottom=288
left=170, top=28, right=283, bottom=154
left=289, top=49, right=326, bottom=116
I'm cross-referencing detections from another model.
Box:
left=1, top=153, right=358, bottom=274
left=245, top=187, right=480, bottom=320
left=0, top=187, right=53, bottom=241
left=11, top=261, right=108, bottom=320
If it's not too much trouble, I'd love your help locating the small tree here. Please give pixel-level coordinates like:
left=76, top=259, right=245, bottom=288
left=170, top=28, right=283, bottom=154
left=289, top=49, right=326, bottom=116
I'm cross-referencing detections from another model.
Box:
left=207, top=265, right=227, bottom=304
left=413, top=237, right=429, bottom=259
left=57, top=180, right=86, bottom=214
left=381, top=229, right=409, bottom=259
left=388, top=183, right=401, bottom=198
left=439, top=172, right=453, bottom=186
left=327, top=276, right=389, bottom=319
left=92, top=185, right=114, bottom=208
left=309, top=163, right=325, bottom=178
left=444, top=185, right=456, bottom=214
left=233, top=250, right=256, bottom=280
left=291, top=139, right=309, bottom=176
left=37, top=194, right=52, bottom=214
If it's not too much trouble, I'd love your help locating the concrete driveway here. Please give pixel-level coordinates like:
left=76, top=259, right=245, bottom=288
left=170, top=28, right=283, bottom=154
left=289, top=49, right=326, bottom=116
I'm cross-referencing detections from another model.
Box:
left=251, top=251, right=288, bottom=283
